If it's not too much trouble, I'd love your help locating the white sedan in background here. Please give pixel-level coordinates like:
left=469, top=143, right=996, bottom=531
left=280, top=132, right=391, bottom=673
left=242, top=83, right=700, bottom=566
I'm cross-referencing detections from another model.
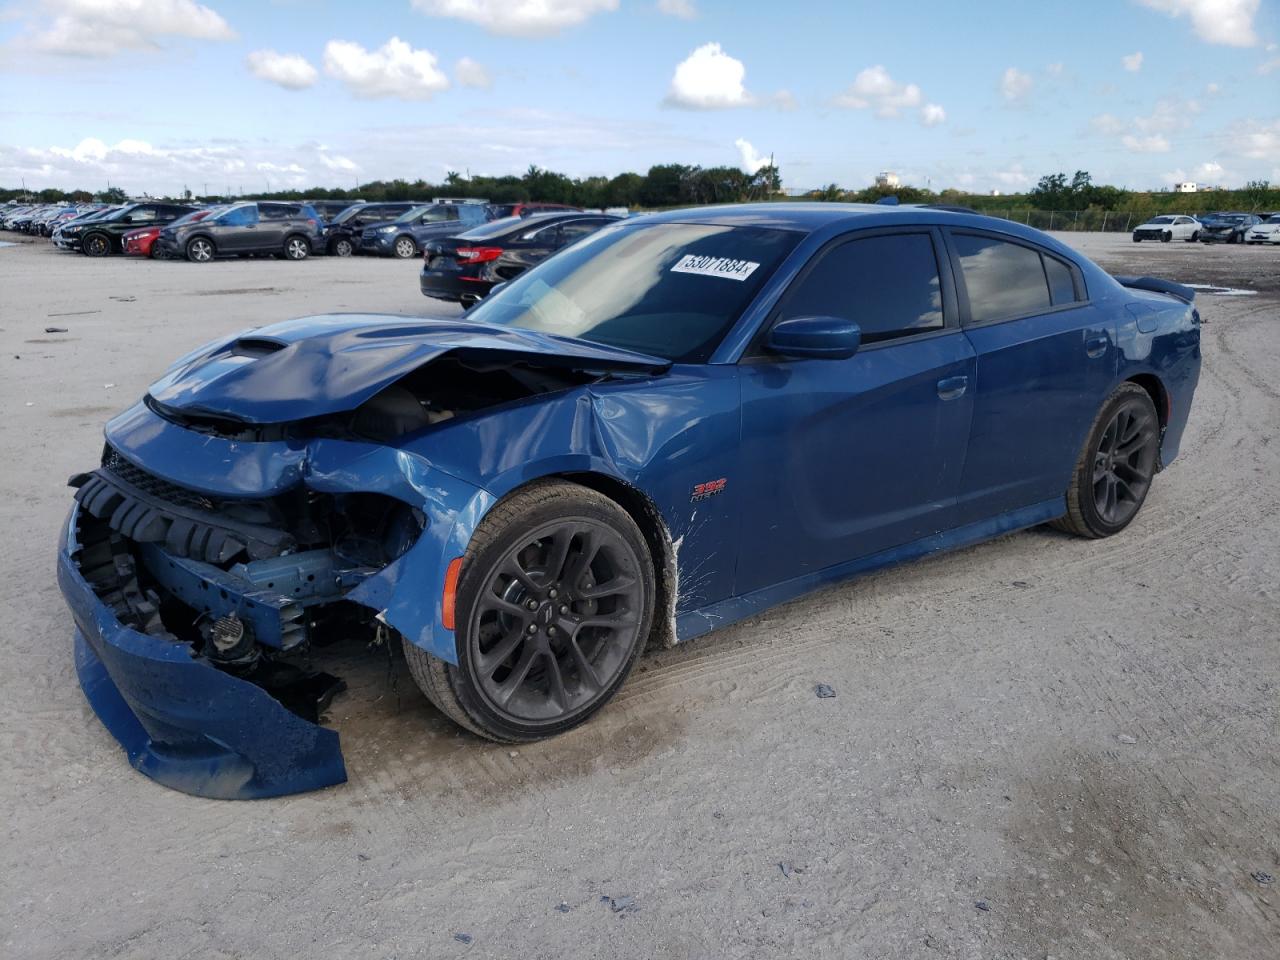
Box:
left=1132, top=215, right=1202, bottom=242
left=1245, top=214, right=1280, bottom=244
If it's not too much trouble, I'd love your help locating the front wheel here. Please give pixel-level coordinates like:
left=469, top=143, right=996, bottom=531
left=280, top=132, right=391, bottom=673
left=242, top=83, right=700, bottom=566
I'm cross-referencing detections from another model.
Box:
left=403, top=480, right=655, bottom=742
left=1052, top=383, right=1160, bottom=538
left=186, top=237, right=214, bottom=263
left=393, top=236, right=417, bottom=259
left=1161, top=231, right=1172, bottom=243
left=283, top=235, right=310, bottom=261
left=1132, top=235, right=1141, bottom=243
left=82, top=233, right=110, bottom=257
left=332, top=237, right=353, bottom=257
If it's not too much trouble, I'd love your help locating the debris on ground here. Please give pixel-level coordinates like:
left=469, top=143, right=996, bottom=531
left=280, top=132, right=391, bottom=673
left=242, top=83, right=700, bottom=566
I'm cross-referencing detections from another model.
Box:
left=43, top=326, right=68, bottom=333
left=1011, top=580, right=1030, bottom=588
left=778, top=862, right=806, bottom=879
left=1252, top=871, right=1275, bottom=885
left=602, top=894, right=637, bottom=914
left=974, top=900, right=990, bottom=912
left=357, top=853, right=370, bottom=862
left=453, top=932, right=473, bottom=944
left=814, top=683, right=836, bottom=699
left=555, top=902, right=571, bottom=913
left=1117, top=734, right=1138, bottom=745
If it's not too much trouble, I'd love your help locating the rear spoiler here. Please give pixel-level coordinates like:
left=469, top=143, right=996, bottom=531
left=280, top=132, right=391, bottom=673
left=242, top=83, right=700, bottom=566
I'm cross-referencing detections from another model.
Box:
left=1114, top=275, right=1195, bottom=304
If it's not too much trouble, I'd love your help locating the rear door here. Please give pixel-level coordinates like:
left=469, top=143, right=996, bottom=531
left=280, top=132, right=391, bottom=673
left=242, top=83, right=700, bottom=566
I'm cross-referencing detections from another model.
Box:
left=736, top=228, right=976, bottom=594
left=946, top=230, right=1114, bottom=524
left=255, top=204, right=295, bottom=251
left=213, top=205, right=260, bottom=252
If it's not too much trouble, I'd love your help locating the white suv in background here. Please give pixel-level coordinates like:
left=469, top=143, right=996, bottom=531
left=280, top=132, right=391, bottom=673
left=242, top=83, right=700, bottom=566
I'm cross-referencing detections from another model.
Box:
left=1245, top=214, right=1280, bottom=244
left=1132, top=215, right=1201, bottom=242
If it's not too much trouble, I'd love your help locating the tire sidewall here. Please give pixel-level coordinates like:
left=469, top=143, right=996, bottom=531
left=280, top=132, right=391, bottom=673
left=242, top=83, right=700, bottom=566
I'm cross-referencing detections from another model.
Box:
left=448, top=488, right=655, bottom=741
left=394, top=236, right=417, bottom=259
left=333, top=238, right=353, bottom=257
left=83, top=233, right=109, bottom=257
left=186, top=237, right=214, bottom=262
left=284, top=235, right=310, bottom=260
left=1074, top=386, right=1159, bottom=537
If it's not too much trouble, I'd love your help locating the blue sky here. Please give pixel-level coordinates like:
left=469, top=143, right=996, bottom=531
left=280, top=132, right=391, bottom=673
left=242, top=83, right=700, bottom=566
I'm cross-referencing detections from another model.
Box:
left=1, top=0, right=1277, bottom=196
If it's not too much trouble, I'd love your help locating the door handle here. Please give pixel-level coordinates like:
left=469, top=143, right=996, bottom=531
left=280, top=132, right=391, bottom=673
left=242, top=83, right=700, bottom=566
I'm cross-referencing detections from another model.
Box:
left=1085, top=334, right=1109, bottom=358
left=937, top=375, right=969, bottom=400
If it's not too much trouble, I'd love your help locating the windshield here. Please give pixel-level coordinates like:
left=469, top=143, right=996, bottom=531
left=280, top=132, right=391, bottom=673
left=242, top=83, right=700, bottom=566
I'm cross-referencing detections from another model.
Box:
left=332, top=203, right=368, bottom=225
left=1207, top=213, right=1243, bottom=223
left=1267, top=215, right=1280, bottom=224
left=1148, top=216, right=1175, bottom=224
left=398, top=204, right=452, bottom=223
left=466, top=222, right=800, bottom=363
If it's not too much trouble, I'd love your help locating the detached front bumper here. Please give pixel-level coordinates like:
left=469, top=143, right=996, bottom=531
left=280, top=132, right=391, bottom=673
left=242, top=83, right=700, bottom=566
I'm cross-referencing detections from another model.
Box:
left=57, top=506, right=347, bottom=800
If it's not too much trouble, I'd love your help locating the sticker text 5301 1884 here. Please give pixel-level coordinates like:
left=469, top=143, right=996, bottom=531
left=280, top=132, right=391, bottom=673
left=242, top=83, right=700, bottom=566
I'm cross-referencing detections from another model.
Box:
left=670, top=254, right=761, bottom=282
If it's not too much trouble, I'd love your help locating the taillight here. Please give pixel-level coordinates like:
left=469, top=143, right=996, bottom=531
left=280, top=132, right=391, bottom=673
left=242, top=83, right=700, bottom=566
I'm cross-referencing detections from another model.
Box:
left=455, top=246, right=502, bottom=263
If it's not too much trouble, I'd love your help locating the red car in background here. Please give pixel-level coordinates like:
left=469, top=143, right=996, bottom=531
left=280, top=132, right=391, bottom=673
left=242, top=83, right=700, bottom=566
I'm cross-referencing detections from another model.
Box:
left=125, top=208, right=217, bottom=258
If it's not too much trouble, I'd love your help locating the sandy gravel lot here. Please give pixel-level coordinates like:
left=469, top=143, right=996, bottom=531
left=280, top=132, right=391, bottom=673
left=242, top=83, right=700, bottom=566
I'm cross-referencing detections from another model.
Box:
left=2, top=233, right=1277, bottom=959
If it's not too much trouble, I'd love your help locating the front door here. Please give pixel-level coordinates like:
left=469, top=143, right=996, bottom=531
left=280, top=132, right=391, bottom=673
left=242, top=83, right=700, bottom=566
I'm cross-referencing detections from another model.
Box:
left=736, top=229, right=975, bottom=595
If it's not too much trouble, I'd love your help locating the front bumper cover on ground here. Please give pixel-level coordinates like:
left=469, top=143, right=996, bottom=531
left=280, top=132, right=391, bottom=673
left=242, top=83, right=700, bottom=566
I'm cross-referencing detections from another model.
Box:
left=57, top=509, right=347, bottom=800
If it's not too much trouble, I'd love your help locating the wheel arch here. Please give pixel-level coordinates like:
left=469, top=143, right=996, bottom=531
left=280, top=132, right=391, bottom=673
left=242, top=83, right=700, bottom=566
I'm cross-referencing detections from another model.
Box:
left=1124, top=372, right=1170, bottom=430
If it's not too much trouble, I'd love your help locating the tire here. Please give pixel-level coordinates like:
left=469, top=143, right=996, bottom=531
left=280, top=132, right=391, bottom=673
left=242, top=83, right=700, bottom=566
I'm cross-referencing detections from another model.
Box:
left=283, top=234, right=310, bottom=261
left=403, top=480, right=655, bottom=742
left=1132, top=235, right=1141, bottom=243
left=186, top=237, right=214, bottom=263
left=1187, top=231, right=1199, bottom=242
left=82, top=233, right=111, bottom=257
left=393, top=236, right=417, bottom=259
left=1228, top=232, right=1239, bottom=245
left=1052, top=383, right=1160, bottom=539
left=1160, top=231, right=1172, bottom=243
left=332, top=237, right=353, bottom=258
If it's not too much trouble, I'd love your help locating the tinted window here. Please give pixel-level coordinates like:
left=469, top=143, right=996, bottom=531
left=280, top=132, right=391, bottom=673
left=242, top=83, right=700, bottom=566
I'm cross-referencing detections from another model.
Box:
left=128, top=206, right=159, bottom=223
left=953, top=234, right=1051, bottom=324
left=260, top=204, right=298, bottom=220
left=460, top=216, right=529, bottom=241
left=467, top=222, right=800, bottom=362
left=1044, top=255, right=1077, bottom=305
left=218, top=206, right=258, bottom=227
left=778, top=233, right=944, bottom=344
left=559, top=219, right=610, bottom=243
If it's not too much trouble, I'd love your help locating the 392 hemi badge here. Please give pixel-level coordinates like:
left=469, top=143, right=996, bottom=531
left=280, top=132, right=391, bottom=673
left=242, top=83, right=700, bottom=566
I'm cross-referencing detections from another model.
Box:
left=691, top=477, right=727, bottom=502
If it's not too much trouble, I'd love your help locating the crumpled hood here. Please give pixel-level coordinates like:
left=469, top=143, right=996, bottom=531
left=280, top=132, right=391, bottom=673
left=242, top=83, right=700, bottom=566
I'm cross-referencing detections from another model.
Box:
left=148, top=314, right=669, bottom=424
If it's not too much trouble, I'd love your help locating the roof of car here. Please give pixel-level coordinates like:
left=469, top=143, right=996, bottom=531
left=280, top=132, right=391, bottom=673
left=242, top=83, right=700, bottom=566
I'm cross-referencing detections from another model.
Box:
left=641, top=201, right=997, bottom=232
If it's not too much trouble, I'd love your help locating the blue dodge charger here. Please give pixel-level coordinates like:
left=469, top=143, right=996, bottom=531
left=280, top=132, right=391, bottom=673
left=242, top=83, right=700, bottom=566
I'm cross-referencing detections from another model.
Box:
left=57, top=203, right=1201, bottom=798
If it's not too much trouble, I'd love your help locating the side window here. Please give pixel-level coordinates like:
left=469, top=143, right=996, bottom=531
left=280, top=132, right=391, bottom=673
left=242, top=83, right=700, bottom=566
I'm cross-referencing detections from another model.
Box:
left=559, top=219, right=607, bottom=243
left=220, top=206, right=258, bottom=227
left=129, top=206, right=159, bottom=223
left=1043, top=255, right=1078, bottom=305
left=777, top=233, right=945, bottom=344
left=953, top=234, right=1051, bottom=324
left=260, top=205, right=295, bottom=220
left=419, top=205, right=453, bottom=223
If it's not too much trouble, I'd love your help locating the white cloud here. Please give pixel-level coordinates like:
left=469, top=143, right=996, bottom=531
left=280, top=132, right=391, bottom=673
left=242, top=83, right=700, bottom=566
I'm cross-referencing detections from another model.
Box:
left=734, top=138, right=769, bottom=173
left=323, top=37, right=450, bottom=100
left=1135, top=0, right=1259, bottom=47
left=1046, top=61, right=1065, bottom=75
left=920, top=103, right=947, bottom=127
left=246, top=50, right=318, bottom=90
left=1122, top=133, right=1171, bottom=152
left=455, top=56, right=492, bottom=89
left=658, top=0, right=697, bottom=17
left=1000, top=67, right=1033, bottom=102
left=411, top=0, right=618, bottom=37
left=1237, top=119, right=1280, bottom=159
left=994, top=164, right=1033, bottom=188
left=1258, top=56, right=1280, bottom=74
left=1122, top=51, right=1144, bottom=71
left=25, top=0, right=235, bottom=58
left=833, top=66, right=944, bottom=125
left=665, top=42, right=753, bottom=109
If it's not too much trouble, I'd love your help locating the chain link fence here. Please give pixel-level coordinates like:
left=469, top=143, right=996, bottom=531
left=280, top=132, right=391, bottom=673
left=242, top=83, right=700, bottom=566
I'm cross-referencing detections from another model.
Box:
left=971, top=208, right=1143, bottom=232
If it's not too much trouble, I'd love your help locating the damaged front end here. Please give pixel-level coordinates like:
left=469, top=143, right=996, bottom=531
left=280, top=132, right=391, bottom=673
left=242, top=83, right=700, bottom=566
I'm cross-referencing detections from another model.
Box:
left=57, top=314, right=669, bottom=799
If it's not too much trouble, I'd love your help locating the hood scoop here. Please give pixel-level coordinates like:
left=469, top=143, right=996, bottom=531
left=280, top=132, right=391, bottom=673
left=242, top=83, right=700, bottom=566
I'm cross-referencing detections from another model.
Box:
left=147, top=314, right=669, bottom=425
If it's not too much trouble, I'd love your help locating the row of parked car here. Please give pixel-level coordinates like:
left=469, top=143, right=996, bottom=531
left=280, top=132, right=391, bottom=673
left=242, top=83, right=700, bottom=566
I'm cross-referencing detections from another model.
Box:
left=1131, top=211, right=1280, bottom=244
left=1, top=196, right=628, bottom=307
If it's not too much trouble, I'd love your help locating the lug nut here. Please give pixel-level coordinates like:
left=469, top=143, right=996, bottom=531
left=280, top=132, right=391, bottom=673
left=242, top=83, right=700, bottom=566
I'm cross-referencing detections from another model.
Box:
left=547, top=626, right=557, bottom=636
left=548, top=588, right=558, bottom=599
left=527, top=623, right=538, bottom=634
left=526, top=599, right=538, bottom=610
left=559, top=604, right=568, bottom=615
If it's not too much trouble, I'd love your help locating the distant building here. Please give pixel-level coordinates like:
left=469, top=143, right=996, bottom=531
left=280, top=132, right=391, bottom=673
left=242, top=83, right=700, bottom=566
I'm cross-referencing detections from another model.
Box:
left=1197, top=184, right=1220, bottom=192
left=990, top=189, right=1002, bottom=197
left=1173, top=182, right=1197, bottom=193
left=875, top=171, right=900, bottom=188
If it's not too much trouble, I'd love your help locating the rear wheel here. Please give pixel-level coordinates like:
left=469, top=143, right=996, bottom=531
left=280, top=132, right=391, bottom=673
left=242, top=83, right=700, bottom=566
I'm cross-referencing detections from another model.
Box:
left=283, top=234, right=310, bottom=261
left=403, top=481, right=655, bottom=742
left=1187, top=231, right=1199, bottom=242
left=82, top=233, right=110, bottom=257
left=332, top=237, right=353, bottom=257
left=186, top=237, right=214, bottom=263
left=1052, top=383, right=1160, bottom=538
left=393, top=236, right=417, bottom=259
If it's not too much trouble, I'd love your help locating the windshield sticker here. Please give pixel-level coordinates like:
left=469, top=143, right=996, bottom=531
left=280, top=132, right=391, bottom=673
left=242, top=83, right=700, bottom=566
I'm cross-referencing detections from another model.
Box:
left=670, top=254, right=761, bottom=282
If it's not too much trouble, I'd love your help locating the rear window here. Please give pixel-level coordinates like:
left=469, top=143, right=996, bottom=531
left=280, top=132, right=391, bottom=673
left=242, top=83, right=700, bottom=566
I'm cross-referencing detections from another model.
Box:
left=467, top=222, right=800, bottom=363
left=953, top=234, right=1053, bottom=323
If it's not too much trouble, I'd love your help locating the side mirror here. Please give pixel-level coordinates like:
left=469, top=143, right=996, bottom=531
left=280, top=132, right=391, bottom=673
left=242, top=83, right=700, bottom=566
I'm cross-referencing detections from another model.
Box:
left=766, top=316, right=861, bottom=360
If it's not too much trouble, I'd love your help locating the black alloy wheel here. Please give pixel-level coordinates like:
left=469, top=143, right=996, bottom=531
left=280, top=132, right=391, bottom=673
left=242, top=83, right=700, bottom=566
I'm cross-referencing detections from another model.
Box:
left=82, top=233, right=110, bottom=257
left=403, top=481, right=655, bottom=742
left=1053, top=383, right=1160, bottom=538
